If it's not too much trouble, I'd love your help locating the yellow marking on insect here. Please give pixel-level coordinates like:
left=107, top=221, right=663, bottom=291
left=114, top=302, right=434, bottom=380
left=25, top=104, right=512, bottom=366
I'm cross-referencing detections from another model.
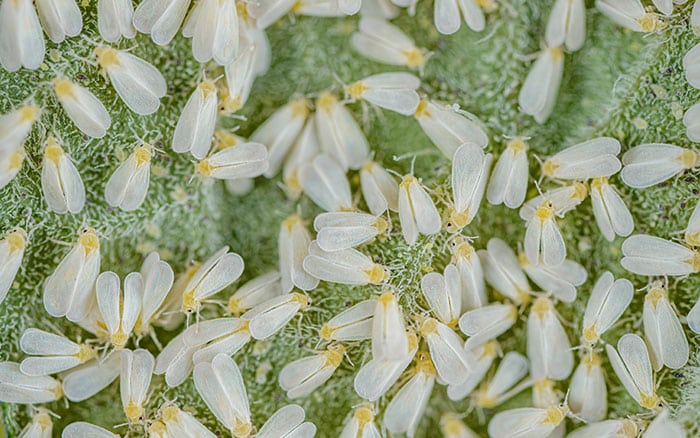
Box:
left=75, top=344, right=96, bottom=363
left=124, top=401, right=144, bottom=422
left=420, top=318, right=438, bottom=336
left=291, top=292, right=310, bottom=309
left=322, top=344, right=345, bottom=367
left=20, top=105, right=39, bottom=123
left=645, top=285, right=667, bottom=309
left=414, top=100, right=429, bottom=118
left=365, top=264, right=388, bottom=284
left=134, top=144, right=152, bottom=166
left=403, top=48, right=424, bottom=68
left=53, top=78, right=74, bottom=98
left=6, top=228, right=26, bottom=253
left=9, top=149, right=25, bottom=170
left=678, top=149, right=698, bottom=169
left=582, top=325, right=599, bottom=344
left=414, top=351, right=436, bottom=376
left=535, top=201, right=555, bottom=222
left=542, top=160, right=559, bottom=177
left=94, top=46, right=120, bottom=68
left=282, top=214, right=303, bottom=232
left=44, top=137, right=64, bottom=166
left=532, top=297, right=552, bottom=318
left=542, top=405, right=567, bottom=425
left=317, top=92, right=337, bottom=112
left=346, top=81, right=368, bottom=100
left=507, top=137, right=527, bottom=152
left=78, top=228, right=100, bottom=255
left=290, top=98, right=309, bottom=117
left=196, top=159, right=213, bottom=176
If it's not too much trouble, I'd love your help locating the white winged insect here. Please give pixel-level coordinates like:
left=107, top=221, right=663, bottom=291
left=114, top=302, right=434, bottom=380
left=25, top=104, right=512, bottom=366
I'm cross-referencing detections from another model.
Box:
left=568, top=353, right=607, bottom=422
left=684, top=102, right=700, bottom=142
left=520, top=182, right=589, bottom=220
left=196, top=142, right=269, bottom=180
left=133, top=0, right=192, bottom=46
left=520, top=254, right=586, bottom=303
left=314, top=211, right=389, bottom=252
left=383, top=352, right=436, bottom=438
left=421, top=265, right=462, bottom=326
left=0, top=140, right=25, bottom=189
left=567, top=419, right=638, bottom=438
left=43, top=227, right=100, bottom=322
left=188, top=318, right=252, bottom=365
left=459, top=302, right=518, bottom=350
left=0, top=104, right=40, bottom=153
left=193, top=354, right=251, bottom=437
left=41, top=136, right=85, bottom=214
left=282, top=118, right=320, bottom=199
left=398, top=174, right=441, bottom=245
left=62, top=350, right=121, bottom=402
left=62, top=422, right=118, bottom=438
left=694, top=0, right=700, bottom=30
left=620, top=144, right=698, bottom=188
left=0, top=227, right=26, bottom=305
left=354, top=331, right=418, bottom=401
left=104, top=143, right=152, bottom=211
left=250, top=98, right=309, bottom=178
left=590, top=177, right=634, bottom=241
left=581, top=271, right=633, bottom=345
left=94, top=46, right=167, bottom=115
left=473, top=351, right=529, bottom=408
left=53, top=77, right=111, bottom=138
left=446, top=341, right=498, bottom=401
left=350, top=17, right=426, bottom=70
left=298, top=154, right=353, bottom=211
left=605, top=333, right=660, bottom=410
left=96, top=271, right=143, bottom=349
left=222, top=44, right=257, bottom=114
left=227, top=271, right=282, bottom=316
left=487, top=137, right=529, bottom=209
left=447, top=142, right=492, bottom=232
left=0, top=362, right=62, bottom=404
left=621, top=234, right=700, bottom=276
left=0, top=0, right=44, bottom=71
left=687, top=295, right=700, bottom=335
left=134, top=252, right=175, bottom=341
left=304, top=241, right=388, bottom=286
left=314, top=92, right=369, bottom=171
left=172, top=80, right=218, bottom=159
left=20, top=409, right=53, bottom=438
left=278, top=344, right=345, bottom=398
left=478, top=237, right=531, bottom=305
left=595, top=0, right=663, bottom=32
left=372, top=290, right=408, bottom=360
left=518, top=45, right=564, bottom=123
left=643, top=281, right=689, bottom=371
left=523, top=198, right=567, bottom=267
left=150, top=403, right=216, bottom=437
left=35, top=0, right=82, bottom=43
left=488, top=404, right=569, bottom=438
left=449, top=236, right=487, bottom=311
left=242, top=292, right=310, bottom=340
left=686, top=43, right=700, bottom=89
left=360, top=160, right=399, bottom=215
left=154, top=321, right=214, bottom=387
left=97, top=0, right=136, bottom=42
left=180, top=246, right=244, bottom=316
left=182, top=0, right=239, bottom=65
left=420, top=317, right=472, bottom=385
left=413, top=100, right=489, bottom=159
left=527, top=296, right=573, bottom=381
left=340, top=403, right=380, bottom=438
left=279, top=215, right=319, bottom=292
left=440, top=413, right=480, bottom=438
left=19, top=328, right=96, bottom=376
left=545, top=0, right=586, bottom=52
left=320, top=299, right=375, bottom=342
left=256, top=404, right=317, bottom=438
left=345, top=72, right=420, bottom=115
left=542, top=137, right=621, bottom=181
left=433, top=0, right=486, bottom=34
left=120, top=349, right=154, bottom=423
